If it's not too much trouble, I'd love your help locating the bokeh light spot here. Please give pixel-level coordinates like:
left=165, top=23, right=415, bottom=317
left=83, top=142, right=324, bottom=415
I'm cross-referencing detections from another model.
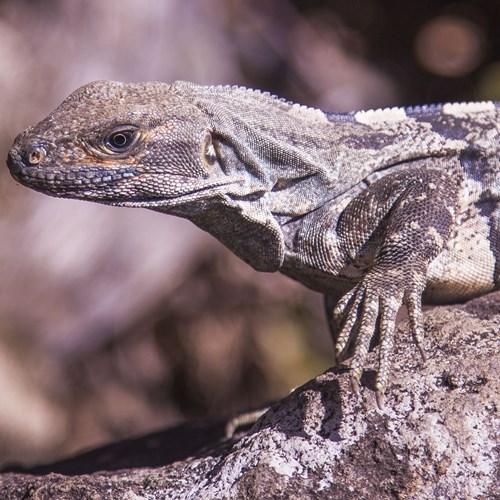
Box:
left=414, top=15, right=484, bottom=77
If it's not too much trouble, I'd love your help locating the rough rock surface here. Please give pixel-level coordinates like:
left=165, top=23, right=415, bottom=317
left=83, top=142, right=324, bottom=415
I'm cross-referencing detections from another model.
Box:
left=1, top=291, right=498, bottom=500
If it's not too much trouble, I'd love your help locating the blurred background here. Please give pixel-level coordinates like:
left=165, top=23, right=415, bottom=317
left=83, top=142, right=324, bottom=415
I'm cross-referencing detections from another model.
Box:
left=0, top=0, right=499, bottom=468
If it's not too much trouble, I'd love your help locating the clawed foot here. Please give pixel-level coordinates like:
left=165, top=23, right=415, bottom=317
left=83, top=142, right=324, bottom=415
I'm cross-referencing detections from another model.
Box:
left=332, top=270, right=427, bottom=409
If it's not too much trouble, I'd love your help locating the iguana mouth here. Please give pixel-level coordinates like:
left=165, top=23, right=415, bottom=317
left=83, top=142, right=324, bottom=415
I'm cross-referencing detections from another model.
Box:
left=7, top=152, right=138, bottom=197
left=8, top=148, right=239, bottom=207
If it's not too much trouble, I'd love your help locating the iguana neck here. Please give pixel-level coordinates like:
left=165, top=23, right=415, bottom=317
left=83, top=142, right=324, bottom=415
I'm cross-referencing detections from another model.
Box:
left=171, top=81, right=459, bottom=222
left=171, top=81, right=352, bottom=218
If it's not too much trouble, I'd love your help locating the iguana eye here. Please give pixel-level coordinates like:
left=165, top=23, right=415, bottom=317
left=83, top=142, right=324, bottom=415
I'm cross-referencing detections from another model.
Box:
left=104, top=126, right=138, bottom=152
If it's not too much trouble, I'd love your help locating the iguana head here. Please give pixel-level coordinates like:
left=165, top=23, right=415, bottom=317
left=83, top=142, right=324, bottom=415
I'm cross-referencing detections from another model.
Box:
left=7, top=80, right=234, bottom=211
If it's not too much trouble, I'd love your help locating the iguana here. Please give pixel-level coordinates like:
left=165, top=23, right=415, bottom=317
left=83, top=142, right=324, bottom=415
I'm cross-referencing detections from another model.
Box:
left=6, top=81, right=500, bottom=408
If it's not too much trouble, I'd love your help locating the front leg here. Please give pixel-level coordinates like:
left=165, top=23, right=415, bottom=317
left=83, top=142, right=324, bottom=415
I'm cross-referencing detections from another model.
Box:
left=329, top=166, right=459, bottom=407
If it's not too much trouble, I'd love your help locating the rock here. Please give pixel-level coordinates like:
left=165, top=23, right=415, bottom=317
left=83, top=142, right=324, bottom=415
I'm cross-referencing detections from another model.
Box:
left=1, top=291, right=498, bottom=499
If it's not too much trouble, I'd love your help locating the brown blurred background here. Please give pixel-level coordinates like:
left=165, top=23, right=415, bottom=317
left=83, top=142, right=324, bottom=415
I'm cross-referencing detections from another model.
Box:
left=0, top=0, right=499, bottom=468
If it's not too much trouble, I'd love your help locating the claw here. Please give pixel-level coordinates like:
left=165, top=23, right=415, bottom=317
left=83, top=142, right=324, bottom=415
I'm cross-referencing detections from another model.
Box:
left=350, top=373, right=361, bottom=395
left=416, top=342, right=427, bottom=362
left=406, top=291, right=427, bottom=362
left=334, top=344, right=344, bottom=364
left=347, top=292, right=378, bottom=389
left=375, top=387, right=385, bottom=410
left=375, top=297, right=398, bottom=402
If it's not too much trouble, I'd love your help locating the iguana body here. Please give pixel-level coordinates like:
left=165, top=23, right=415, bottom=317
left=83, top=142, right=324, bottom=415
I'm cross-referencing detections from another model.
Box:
left=7, top=81, right=500, bottom=407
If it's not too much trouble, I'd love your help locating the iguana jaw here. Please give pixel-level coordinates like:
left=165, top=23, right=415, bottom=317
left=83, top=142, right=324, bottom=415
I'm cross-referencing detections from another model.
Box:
left=7, top=147, right=241, bottom=210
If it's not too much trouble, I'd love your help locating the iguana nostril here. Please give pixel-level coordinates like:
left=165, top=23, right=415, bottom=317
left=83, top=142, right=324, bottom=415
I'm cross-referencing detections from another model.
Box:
left=24, top=145, right=45, bottom=166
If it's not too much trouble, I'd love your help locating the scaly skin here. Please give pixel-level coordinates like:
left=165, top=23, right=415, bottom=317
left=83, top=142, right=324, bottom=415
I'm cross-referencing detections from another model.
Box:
left=7, top=81, right=500, bottom=408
